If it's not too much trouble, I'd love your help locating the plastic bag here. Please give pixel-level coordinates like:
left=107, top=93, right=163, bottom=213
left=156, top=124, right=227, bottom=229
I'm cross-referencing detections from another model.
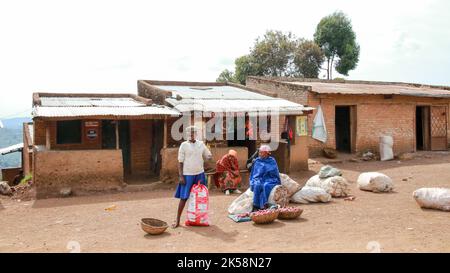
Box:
left=413, top=188, right=450, bottom=211
left=228, top=188, right=254, bottom=215
left=268, top=185, right=289, bottom=207
left=290, top=186, right=331, bottom=203
left=279, top=173, right=301, bottom=197
left=357, top=172, right=394, bottom=193
left=318, top=165, right=342, bottom=179
left=305, top=175, right=350, bottom=197
left=379, top=136, right=394, bottom=161
left=185, top=181, right=210, bottom=226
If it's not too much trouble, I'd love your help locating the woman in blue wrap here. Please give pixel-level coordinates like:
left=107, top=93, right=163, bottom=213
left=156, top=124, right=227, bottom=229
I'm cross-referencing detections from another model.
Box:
left=249, top=145, right=281, bottom=210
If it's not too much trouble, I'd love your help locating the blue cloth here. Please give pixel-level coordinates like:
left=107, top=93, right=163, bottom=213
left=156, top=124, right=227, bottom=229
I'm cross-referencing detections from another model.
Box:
left=249, top=156, right=281, bottom=209
left=174, top=172, right=206, bottom=200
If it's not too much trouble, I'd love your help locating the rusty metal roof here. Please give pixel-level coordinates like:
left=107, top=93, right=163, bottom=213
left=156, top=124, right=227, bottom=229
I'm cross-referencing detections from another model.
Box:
left=156, top=84, right=313, bottom=114
left=284, top=81, right=450, bottom=98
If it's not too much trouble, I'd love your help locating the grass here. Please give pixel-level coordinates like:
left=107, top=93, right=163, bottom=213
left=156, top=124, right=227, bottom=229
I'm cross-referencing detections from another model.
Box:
left=19, top=174, right=32, bottom=185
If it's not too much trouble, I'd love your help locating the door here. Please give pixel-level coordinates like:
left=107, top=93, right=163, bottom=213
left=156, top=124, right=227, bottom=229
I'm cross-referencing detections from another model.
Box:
left=102, top=120, right=117, bottom=149
left=119, top=120, right=131, bottom=175
left=151, top=120, right=164, bottom=175
left=416, top=106, right=431, bottom=150
left=430, top=106, right=448, bottom=151
left=335, top=106, right=351, bottom=152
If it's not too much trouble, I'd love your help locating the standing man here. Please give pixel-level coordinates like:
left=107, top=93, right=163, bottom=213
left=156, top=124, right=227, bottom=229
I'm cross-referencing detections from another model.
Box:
left=172, top=125, right=212, bottom=228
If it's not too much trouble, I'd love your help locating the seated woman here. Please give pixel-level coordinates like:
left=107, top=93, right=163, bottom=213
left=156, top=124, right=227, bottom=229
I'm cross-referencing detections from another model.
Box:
left=214, top=149, right=242, bottom=195
left=249, top=145, right=281, bottom=210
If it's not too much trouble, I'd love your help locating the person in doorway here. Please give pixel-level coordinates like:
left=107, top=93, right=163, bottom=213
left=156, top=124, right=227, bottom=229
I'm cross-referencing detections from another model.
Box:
left=214, top=149, right=242, bottom=195
left=249, top=144, right=281, bottom=210
left=172, top=126, right=212, bottom=228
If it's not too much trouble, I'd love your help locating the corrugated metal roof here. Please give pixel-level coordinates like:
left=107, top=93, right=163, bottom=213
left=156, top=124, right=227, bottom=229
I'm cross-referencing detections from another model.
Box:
left=158, top=85, right=273, bottom=100
left=157, top=84, right=312, bottom=114
left=0, top=143, right=23, bottom=155
left=166, top=98, right=312, bottom=115
left=40, top=97, right=146, bottom=107
left=285, top=81, right=450, bottom=97
left=33, top=105, right=180, bottom=118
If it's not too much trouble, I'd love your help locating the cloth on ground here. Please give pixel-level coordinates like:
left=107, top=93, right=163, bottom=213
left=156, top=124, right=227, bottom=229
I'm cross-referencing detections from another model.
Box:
left=228, top=213, right=251, bottom=223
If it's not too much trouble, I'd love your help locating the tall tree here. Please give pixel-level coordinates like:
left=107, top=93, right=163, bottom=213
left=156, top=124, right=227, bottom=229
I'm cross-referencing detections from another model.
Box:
left=314, top=11, right=360, bottom=79
left=293, top=39, right=325, bottom=78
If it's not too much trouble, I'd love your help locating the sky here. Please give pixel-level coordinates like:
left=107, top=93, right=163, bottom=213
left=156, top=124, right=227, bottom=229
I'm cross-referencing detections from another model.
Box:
left=0, top=0, right=449, bottom=118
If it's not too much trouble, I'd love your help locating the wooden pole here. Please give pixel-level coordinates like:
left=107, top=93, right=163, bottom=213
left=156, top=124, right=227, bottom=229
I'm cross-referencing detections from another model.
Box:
left=45, top=123, right=51, bottom=150
left=115, top=120, right=120, bottom=150
left=163, top=117, right=168, bottom=148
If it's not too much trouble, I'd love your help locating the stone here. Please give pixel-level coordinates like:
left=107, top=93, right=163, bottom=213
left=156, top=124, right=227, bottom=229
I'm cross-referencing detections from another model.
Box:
left=59, top=187, right=72, bottom=197
left=398, top=153, right=415, bottom=160
left=0, top=181, right=12, bottom=195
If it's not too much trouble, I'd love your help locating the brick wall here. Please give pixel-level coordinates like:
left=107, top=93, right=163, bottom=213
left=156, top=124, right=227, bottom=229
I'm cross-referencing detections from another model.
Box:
left=130, top=120, right=152, bottom=175
left=246, top=77, right=310, bottom=105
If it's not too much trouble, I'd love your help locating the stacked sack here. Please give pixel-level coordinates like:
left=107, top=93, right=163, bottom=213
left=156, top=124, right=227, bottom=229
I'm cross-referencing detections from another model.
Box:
left=304, top=165, right=351, bottom=197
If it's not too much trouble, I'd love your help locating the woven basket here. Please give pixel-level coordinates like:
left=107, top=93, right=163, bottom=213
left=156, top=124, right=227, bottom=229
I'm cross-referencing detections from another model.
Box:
left=141, top=218, right=168, bottom=235
left=251, top=210, right=279, bottom=224
left=278, top=208, right=303, bottom=220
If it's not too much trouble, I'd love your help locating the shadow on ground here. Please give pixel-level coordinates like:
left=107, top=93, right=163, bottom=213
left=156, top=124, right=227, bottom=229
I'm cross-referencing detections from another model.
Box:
left=181, top=225, right=239, bottom=243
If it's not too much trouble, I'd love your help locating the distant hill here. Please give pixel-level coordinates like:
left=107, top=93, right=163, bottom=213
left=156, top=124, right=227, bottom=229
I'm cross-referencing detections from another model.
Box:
left=0, top=117, right=31, bottom=170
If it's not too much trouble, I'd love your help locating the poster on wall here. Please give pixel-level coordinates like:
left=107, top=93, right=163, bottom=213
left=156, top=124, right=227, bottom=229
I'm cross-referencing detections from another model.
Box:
left=296, top=116, right=308, bottom=136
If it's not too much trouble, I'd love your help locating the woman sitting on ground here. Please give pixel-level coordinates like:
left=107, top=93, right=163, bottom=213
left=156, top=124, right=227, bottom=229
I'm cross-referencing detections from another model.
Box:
left=214, top=149, right=242, bottom=195
left=249, top=145, right=281, bottom=210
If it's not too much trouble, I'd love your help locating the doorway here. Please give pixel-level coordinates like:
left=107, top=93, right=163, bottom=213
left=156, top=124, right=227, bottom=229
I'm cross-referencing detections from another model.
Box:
left=335, top=106, right=355, bottom=153
left=119, top=120, right=131, bottom=175
left=416, top=106, right=431, bottom=150
left=151, top=120, right=164, bottom=176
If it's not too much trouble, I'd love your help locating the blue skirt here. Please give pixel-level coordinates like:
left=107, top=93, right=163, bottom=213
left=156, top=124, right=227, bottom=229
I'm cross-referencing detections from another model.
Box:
left=174, top=173, right=206, bottom=200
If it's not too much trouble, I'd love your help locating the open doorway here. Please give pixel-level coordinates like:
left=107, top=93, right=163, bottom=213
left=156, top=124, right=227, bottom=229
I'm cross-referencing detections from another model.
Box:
left=416, top=106, right=431, bottom=150
left=335, top=106, right=356, bottom=153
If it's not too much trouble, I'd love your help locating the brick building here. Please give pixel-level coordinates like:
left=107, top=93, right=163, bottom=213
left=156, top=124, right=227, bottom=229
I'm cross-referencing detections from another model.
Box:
left=27, top=81, right=312, bottom=198
left=247, top=76, right=450, bottom=157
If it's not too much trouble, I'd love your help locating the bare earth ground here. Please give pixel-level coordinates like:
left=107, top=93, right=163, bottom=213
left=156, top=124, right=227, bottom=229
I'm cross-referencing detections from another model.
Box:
left=1, top=152, right=449, bottom=253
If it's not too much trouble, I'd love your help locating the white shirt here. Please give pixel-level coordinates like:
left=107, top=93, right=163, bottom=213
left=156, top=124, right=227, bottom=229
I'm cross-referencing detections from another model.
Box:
left=178, top=140, right=212, bottom=175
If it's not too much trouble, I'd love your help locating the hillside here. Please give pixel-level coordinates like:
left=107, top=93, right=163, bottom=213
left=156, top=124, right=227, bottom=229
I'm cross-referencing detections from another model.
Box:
left=0, top=117, right=31, bottom=169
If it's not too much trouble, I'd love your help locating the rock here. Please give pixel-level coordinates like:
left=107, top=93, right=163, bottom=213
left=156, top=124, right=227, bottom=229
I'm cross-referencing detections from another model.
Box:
left=402, top=178, right=408, bottom=181
left=59, top=187, right=72, bottom=197
left=323, top=148, right=338, bottom=159
left=362, top=151, right=375, bottom=161
left=398, top=153, right=415, bottom=160
left=0, top=181, right=12, bottom=195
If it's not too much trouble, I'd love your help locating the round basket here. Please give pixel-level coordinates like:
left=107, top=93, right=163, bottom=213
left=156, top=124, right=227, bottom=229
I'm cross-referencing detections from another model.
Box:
left=251, top=210, right=279, bottom=224
left=141, top=218, right=168, bottom=235
left=277, top=208, right=303, bottom=220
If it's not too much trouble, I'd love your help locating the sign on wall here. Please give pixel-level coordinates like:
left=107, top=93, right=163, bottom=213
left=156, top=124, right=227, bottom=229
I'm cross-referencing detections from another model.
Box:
left=296, top=116, right=308, bottom=136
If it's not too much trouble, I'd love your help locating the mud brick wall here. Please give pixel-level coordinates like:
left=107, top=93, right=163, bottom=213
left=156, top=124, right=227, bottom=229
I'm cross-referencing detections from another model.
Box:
left=33, top=148, right=124, bottom=198
left=246, top=77, right=310, bottom=105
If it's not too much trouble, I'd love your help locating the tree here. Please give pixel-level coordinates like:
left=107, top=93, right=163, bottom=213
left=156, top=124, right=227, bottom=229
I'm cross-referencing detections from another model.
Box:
left=314, top=11, right=360, bottom=79
left=216, top=69, right=236, bottom=83
left=250, top=30, right=297, bottom=77
left=293, top=39, right=325, bottom=78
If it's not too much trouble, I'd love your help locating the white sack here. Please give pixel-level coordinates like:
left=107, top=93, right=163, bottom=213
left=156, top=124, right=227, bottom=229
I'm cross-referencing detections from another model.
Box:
left=279, top=173, right=301, bottom=197
left=290, top=186, right=332, bottom=203
left=305, top=175, right=351, bottom=197
left=268, top=185, right=289, bottom=207
left=228, top=188, right=254, bottom=214
left=357, top=172, right=394, bottom=193
left=413, top=188, right=450, bottom=211
left=379, top=136, right=394, bottom=161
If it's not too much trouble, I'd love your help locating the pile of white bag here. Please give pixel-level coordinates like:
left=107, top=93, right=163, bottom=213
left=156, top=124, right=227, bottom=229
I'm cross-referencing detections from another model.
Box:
left=305, top=174, right=351, bottom=197
left=357, top=172, right=394, bottom=193
left=290, top=186, right=331, bottom=204
left=413, top=188, right=450, bottom=211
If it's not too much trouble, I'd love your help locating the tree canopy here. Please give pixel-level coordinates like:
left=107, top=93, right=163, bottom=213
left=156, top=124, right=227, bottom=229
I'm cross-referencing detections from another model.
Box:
left=314, top=11, right=360, bottom=79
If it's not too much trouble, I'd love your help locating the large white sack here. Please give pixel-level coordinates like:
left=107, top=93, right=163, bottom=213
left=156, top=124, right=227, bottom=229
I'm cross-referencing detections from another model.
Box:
left=228, top=188, right=254, bottom=214
left=279, top=173, right=301, bottom=197
left=413, top=188, right=450, bottom=211
left=305, top=175, right=351, bottom=197
left=268, top=185, right=289, bottom=207
left=379, top=136, right=394, bottom=161
left=357, top=172, right=394, bottom=193
left=290, top=186, right=332, bottom=203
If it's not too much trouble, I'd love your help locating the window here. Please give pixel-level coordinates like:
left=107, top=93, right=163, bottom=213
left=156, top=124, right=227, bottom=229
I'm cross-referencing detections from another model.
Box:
left=56, top=120, right=82, bottom=144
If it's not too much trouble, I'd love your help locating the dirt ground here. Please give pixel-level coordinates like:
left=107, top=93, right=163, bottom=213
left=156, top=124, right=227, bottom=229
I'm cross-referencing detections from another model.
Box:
left=1, top=152, right=449, bottom=253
